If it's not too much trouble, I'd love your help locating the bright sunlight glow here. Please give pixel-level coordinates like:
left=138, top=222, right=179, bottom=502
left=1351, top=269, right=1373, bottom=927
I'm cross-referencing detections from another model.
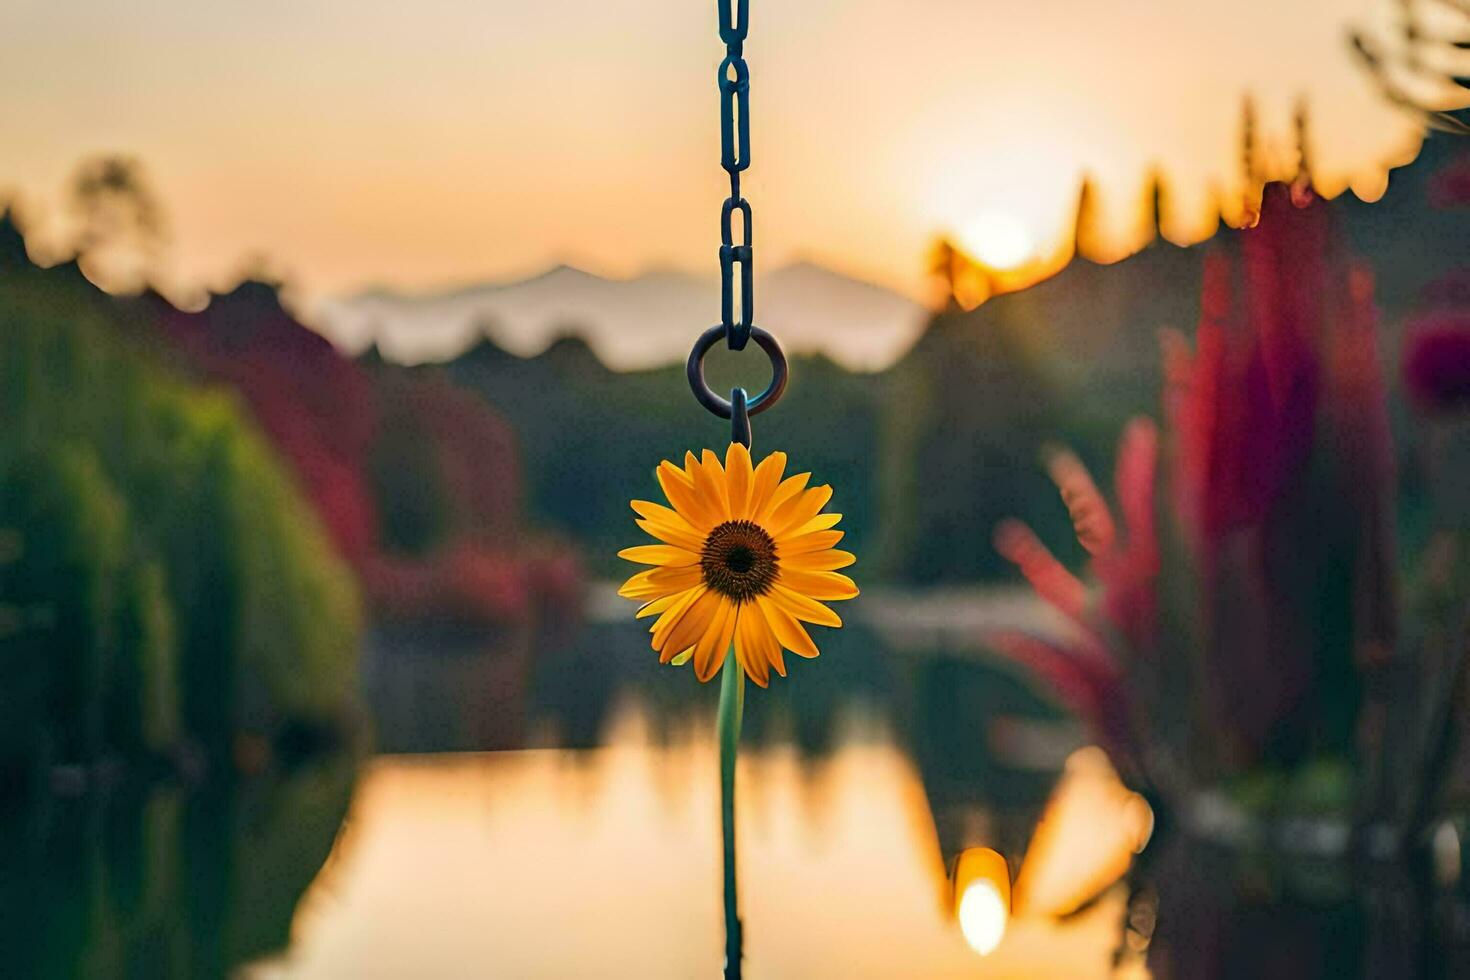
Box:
left=953, top=210, right=1037, bottom=270
left=957, top=879, right=1008, bottom=956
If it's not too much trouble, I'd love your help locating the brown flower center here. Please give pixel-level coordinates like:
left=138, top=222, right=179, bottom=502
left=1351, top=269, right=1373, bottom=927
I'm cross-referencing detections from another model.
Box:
left=700, top=520, right=778, bottom=603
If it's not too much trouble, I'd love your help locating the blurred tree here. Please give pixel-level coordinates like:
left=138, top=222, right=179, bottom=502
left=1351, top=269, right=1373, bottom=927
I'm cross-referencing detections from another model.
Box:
left=368, top=405, right=452, bottom=556
left=0, top=754, right=356, bottom=979
left=67, top=155, right=165, bottom=292
left=0, top=447, right=129, bottom=768
left=0, top=211, right=360, bottom=783
left=876, top=304, right=1066, bottom=582
left=438, top=333, right=885, bottom=579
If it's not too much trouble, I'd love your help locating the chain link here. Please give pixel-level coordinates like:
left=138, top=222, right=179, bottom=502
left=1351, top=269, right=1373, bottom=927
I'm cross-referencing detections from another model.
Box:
left=690, top=0, right=785, bottom=449
left=717, top=0, right=752, bottom=350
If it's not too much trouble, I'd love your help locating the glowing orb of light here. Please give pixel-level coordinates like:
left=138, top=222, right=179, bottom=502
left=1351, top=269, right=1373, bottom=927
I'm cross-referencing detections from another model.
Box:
left=957, top=878, right=1009, bottom=956
left=952, top=846, right=1011, bottom=956
left=954, top=210, right=1036, bottom=270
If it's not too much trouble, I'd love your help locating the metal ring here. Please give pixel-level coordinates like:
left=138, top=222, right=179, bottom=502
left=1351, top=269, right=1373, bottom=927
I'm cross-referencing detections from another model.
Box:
left=687, top=324, right=788, bottom=420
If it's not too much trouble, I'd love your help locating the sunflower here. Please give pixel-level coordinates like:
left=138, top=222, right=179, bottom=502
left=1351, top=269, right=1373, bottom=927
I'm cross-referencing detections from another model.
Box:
left=618, top=443, right=858, bottom=686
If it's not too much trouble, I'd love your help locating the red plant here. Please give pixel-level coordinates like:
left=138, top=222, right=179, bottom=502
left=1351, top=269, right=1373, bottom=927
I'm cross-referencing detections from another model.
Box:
left=143, top=281, right=579, bottom=626
left=991, top=184, right=1402, bottom=795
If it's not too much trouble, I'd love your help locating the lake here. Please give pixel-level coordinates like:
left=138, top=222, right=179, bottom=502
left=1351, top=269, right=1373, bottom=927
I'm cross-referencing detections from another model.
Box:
left=245, top=709, right=1132, bottom=978
left=6, top=587, right=1467, bottom=977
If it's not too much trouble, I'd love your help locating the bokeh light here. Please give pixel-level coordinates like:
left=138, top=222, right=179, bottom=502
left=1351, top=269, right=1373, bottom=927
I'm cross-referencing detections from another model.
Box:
left=951, top=846, right=1012, bottom=956
left=957, top=879, right=1008, bottom=956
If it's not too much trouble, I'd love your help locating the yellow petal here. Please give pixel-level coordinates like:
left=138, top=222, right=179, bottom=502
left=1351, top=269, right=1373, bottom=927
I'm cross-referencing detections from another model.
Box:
left=788, top=512, right=842, bottom=536
left=701, top=448, right=726, bottom=480
left=637, top=591, right=687, bottom=619
left=693, top=597, right=737, bottom=682
left=658, top=461, right=719, bottom=532
left=651, top=586, right=706, bottom=648
left=783, top=548, right=857, bottom=572
left=670, top=646, right=695, bottom=666
left=749, top=600, right=788, bottom=677
left=631, top=500, right=705, bottom=541
left=618, top=544, right=700, bottom=567
left=635, top=518, right=707, bottom=553
left=692, top=449, right=731, bottom=523
left=769, top=484, right=834, bottom=538
left=758, top=472, right=810, bottom=524
left=733, top=604, right=771, bottom=687
left=651, top=565, right=703, bottom=589
left=746, top=451, right=788, bottom=519
left=661, top=587, right=723, bottom=662
left=631, top=499, right=686, bottom=522
left=620, top=569, right=662, bottom=600
left=619, top=565, right=701, bottom=600
left=747, top=601, right=788, bottom=680
left=768, top=584, right=843, bottom=627
left=776, top=568, right=859, bottom=601
left=777, top=529, right=845, bottom=556
left=756, top=595, right=820, bottom=659
left=724, top=443, right=754, bottom=519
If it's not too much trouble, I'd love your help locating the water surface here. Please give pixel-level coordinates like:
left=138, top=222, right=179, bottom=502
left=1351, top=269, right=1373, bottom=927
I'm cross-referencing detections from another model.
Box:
left=251, top=707, right=1126, bottom=978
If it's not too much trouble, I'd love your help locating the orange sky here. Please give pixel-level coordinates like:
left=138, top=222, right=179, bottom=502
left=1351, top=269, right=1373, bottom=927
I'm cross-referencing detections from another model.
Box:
left=0, top=0, right=1446, bottom=303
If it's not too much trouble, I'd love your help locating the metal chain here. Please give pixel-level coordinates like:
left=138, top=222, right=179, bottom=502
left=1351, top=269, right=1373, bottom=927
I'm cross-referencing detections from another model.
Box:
left=689, top=0, right=788, bottom=449
left=718, top=0, right=753, bottom=351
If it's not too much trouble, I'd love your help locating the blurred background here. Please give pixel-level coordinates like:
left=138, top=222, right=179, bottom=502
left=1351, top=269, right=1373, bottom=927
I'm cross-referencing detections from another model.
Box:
left=3, top=1, right=1470, bottom=977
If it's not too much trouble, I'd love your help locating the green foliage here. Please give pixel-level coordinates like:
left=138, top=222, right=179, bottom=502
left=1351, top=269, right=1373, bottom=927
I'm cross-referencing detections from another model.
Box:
left=116, top=561, right=179, bottom=756
left=0, top=445, right=136, bottom=767
left=369, top=389, right=452, bottom=556
left=876, top=306, right=1073, bottom=582
left=436, top=315, right=1083, bottom=583
left=222, top=425, right=361, bottom=736
left=0, top=262, right=360, bottom=774
left=0, top=752, right=356, bottom=979
left=436, top=335, right=883, bottom=577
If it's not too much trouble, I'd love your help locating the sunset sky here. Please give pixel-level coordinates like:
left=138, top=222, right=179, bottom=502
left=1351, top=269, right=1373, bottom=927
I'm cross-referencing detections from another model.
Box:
left=0, top=0, right=1445, bottom=304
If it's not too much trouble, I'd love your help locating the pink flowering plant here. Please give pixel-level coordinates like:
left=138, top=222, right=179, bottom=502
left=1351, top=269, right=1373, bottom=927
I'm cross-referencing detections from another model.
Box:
left=990, top=183, right=1470, bottom=847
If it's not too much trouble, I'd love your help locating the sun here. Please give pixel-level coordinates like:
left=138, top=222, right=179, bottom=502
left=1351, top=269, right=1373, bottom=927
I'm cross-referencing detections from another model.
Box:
left=954, top=209, right=1036, bottom=270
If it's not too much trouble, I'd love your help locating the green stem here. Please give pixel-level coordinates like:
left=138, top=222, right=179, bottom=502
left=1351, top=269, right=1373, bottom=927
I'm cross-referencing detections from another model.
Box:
left=717, top=650, right=745, bottom=979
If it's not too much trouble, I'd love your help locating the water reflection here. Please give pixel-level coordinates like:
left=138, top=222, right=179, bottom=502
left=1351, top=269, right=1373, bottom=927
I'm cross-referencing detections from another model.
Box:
left=12, top=601, right=1467, bottom=976
left=259, top=705, right=1128, bottom=978
left=0, top=754, right=354, bottom=979
left=1014, top=748, right=1152, bottom=918
left=1135, top=819, right=1470, bottom=980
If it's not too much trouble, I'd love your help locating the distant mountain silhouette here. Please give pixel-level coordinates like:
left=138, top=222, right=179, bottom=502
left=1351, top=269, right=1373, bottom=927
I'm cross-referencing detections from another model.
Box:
left=316, top=143, right=1468, bottom=387
left=314, top=260, right=930, bottom=372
